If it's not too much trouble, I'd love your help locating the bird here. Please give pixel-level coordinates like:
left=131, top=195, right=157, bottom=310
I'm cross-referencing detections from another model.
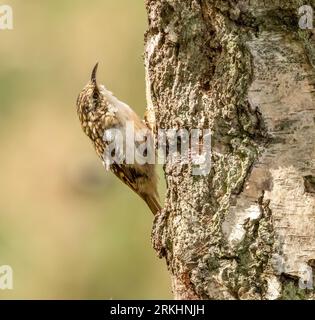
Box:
left=76, top=63, right=161, bottom=215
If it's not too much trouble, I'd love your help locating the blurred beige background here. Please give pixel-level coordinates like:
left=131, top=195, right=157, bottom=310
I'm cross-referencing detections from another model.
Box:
left=0, top=0, right=171, bottom=299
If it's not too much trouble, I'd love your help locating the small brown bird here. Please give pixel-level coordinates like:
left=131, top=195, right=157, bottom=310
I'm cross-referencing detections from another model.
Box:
left=76, top=63, right=161, bottom=215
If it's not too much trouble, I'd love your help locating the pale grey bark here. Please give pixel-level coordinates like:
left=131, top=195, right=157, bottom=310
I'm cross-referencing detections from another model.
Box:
left=145, top=0, right=315, bottom=299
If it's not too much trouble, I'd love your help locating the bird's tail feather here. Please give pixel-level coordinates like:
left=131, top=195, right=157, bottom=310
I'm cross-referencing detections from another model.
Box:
left=143, top=194, right=161, bottom=216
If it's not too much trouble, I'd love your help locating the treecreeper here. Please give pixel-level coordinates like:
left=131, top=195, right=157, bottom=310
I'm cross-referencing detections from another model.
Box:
left=76, top=63, right=161, bottom=216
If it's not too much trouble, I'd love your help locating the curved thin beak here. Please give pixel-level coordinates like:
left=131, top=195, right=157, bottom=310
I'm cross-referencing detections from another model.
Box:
left=91, top=62, right=99, bottom=84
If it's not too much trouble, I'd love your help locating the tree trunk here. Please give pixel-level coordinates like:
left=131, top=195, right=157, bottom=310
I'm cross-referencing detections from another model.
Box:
left=144, top=0, right=315, bottom=300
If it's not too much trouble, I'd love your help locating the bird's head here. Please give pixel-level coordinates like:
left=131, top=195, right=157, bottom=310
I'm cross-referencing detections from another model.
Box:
left=76, top=63, right=110, bottom=142
left=76, top=62, right=103, bottom=116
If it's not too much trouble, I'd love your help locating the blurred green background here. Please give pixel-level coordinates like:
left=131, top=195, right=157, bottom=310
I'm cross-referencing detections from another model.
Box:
left=0, top=0, right=171, bottom=299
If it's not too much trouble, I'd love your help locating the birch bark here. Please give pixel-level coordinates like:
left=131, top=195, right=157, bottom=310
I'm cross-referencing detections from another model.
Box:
left=145, top=0, right=315, bottom=299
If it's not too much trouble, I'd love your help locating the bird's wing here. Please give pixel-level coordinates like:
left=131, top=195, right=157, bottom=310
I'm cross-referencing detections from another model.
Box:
left=110, top=163, right=140, bottom=192
left=110, top=163, right=160, bottom=215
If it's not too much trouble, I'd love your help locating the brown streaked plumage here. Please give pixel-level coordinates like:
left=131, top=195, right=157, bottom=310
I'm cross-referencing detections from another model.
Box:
left=76, top=63, right=161, bottom=215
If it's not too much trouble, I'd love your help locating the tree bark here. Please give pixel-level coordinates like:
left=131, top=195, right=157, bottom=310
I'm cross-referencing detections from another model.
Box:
left=144, top=0, right=315, bottom=300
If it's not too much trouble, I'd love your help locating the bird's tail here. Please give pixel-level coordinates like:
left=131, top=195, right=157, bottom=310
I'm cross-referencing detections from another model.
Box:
left=143, top=194, right=161, bottom=216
